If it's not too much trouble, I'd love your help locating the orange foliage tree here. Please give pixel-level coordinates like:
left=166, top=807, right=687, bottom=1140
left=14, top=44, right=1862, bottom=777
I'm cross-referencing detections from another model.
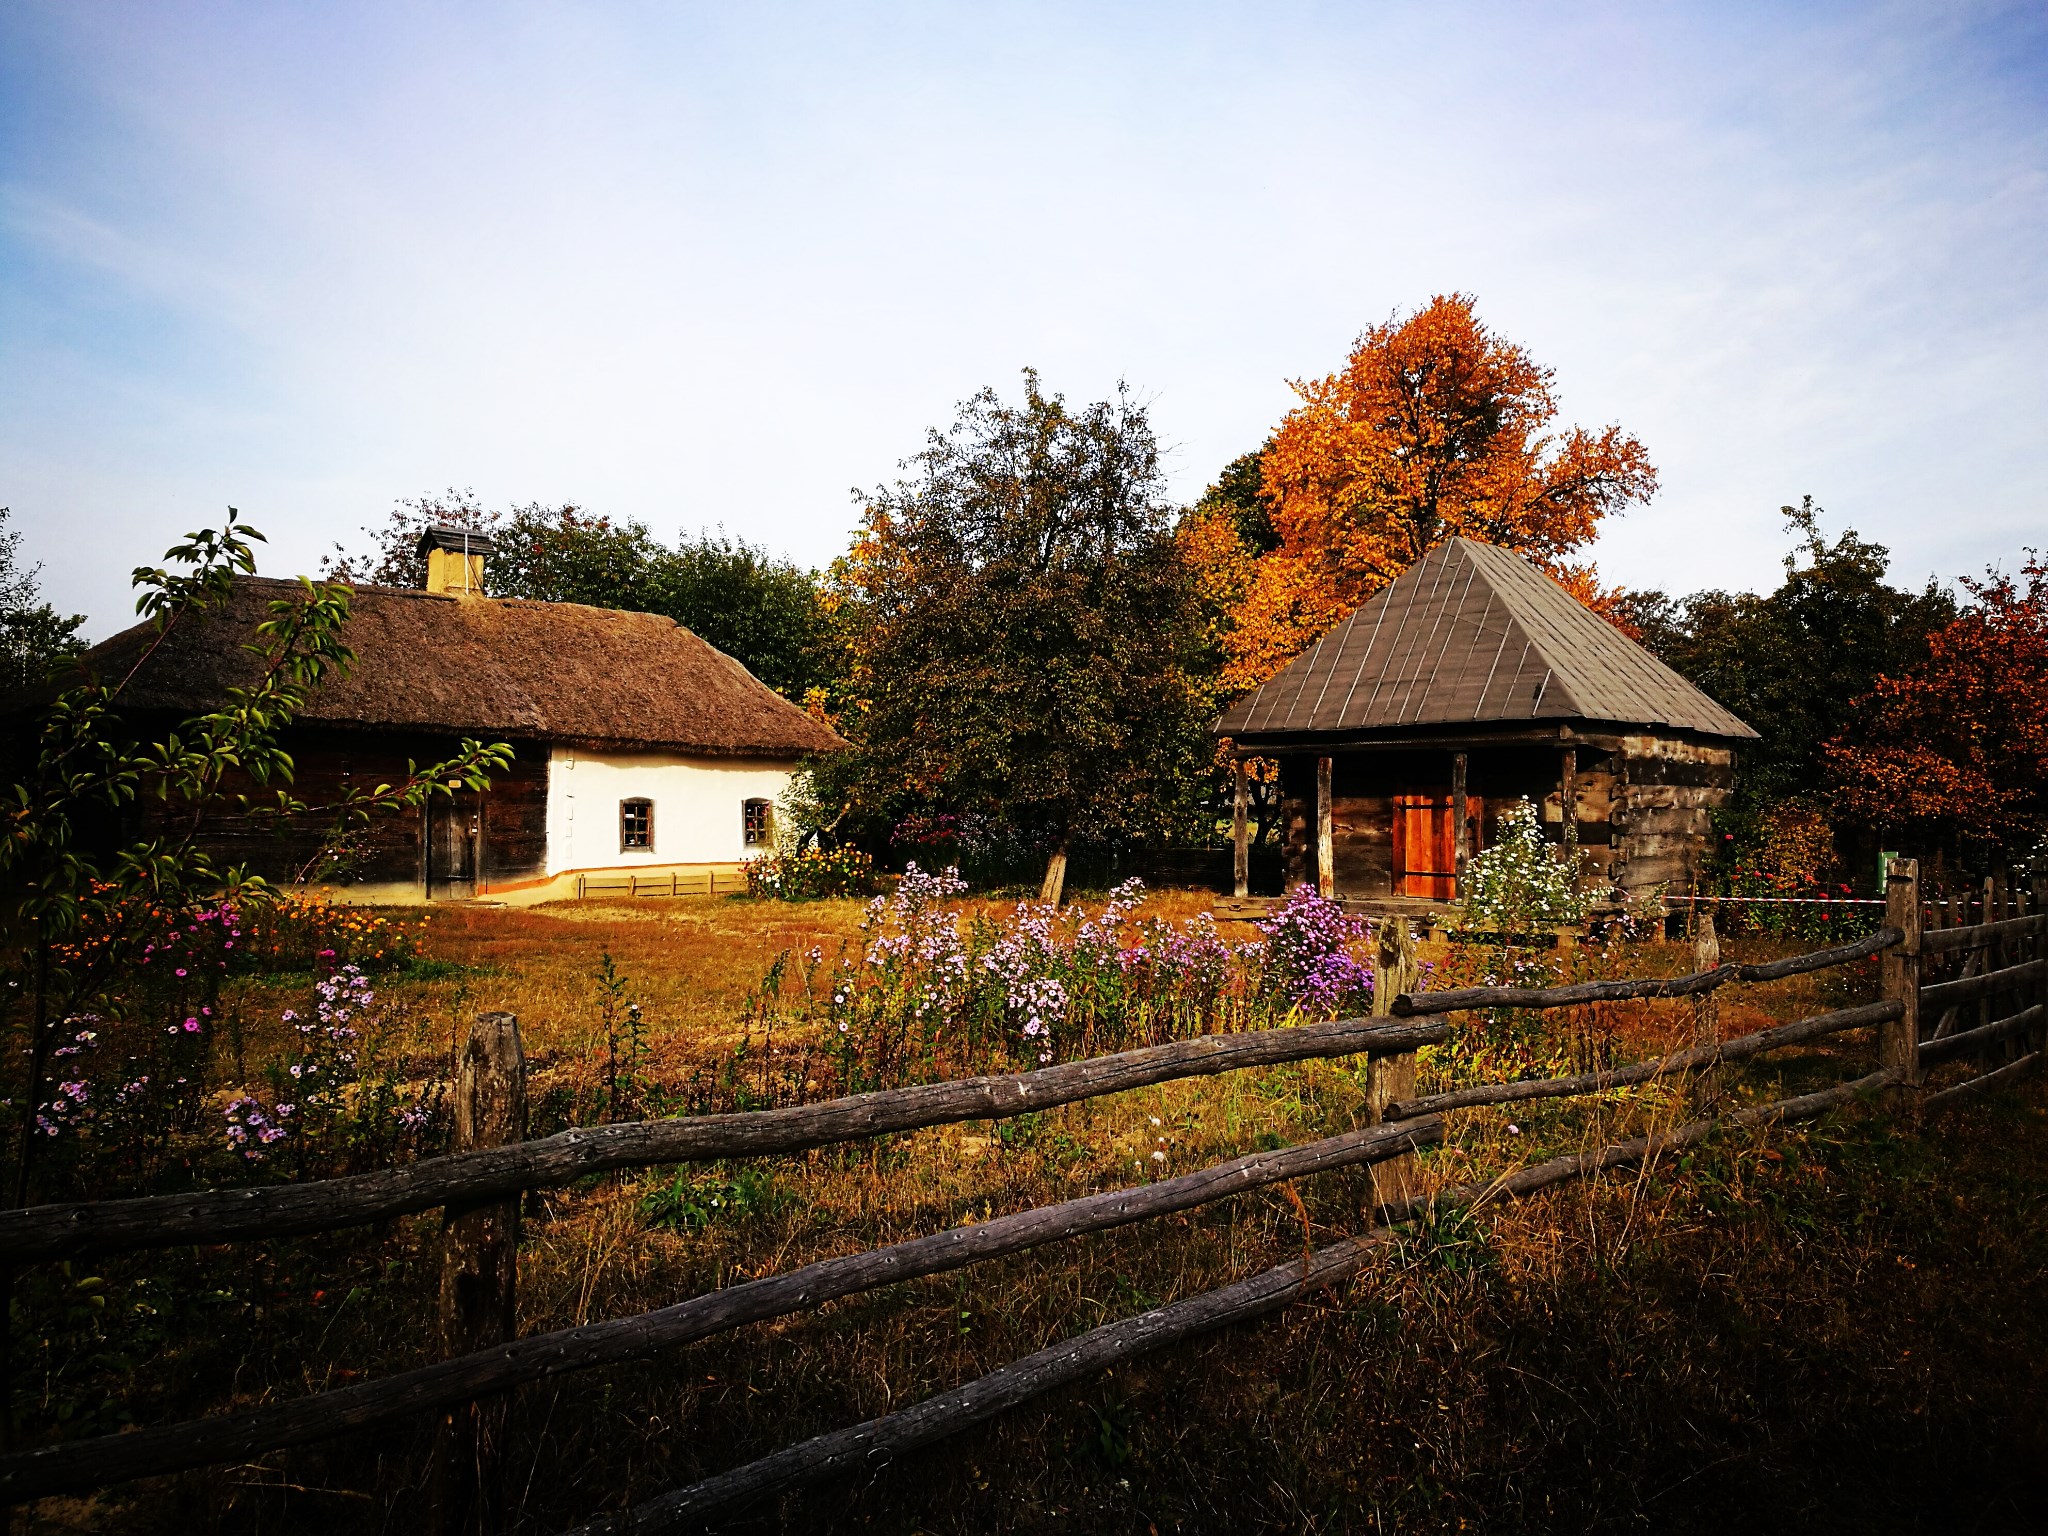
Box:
left=1829, top=552, right=2048, bottom=862
left=1187, top=294, right=1658, bottom=693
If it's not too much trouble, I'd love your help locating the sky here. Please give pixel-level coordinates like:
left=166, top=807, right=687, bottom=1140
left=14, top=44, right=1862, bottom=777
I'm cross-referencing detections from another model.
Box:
left=2, top=1, right=2044, bottom=638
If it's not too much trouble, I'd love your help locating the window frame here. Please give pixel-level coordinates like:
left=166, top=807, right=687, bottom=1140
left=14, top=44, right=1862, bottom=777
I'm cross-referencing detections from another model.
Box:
left=742, top=797, right=773, bottom=848
left=620, top=797, right=655, bottom=853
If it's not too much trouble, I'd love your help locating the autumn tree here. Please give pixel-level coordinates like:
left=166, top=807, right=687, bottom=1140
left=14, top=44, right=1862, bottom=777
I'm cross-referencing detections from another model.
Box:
left=1188, top=294, right=1657, bottom=692
left=1828, top=550, right=2048, bottom=867
left=831, top=371, right=1211, bottom=900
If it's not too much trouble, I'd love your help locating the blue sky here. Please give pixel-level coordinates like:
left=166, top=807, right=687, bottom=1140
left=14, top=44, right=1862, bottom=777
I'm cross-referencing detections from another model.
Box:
left=3, top=1, right=2044, bottom=636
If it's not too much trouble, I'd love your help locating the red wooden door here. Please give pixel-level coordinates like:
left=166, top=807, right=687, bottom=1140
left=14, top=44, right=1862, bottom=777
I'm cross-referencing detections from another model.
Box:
left=1392, top=795, right=1482, bottom=900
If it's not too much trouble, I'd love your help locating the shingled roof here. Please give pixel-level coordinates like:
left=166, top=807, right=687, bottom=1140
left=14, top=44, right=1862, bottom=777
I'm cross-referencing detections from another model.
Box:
left=1216, top=538, right=1756, bottom=743
left=51, top=578, right=846, bottom=758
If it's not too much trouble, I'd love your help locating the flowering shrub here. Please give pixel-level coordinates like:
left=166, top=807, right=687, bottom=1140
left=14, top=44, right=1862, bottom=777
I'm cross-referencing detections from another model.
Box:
left=1456, top=799, right=1595, bottom=934
left=1707, top=803, right=1875, bottom=941
left=744, top=845, right=878, bottom=901
left=1255, top=885, right=1374, bottom=1016
left=227, top=964, right=443, bottom=1172
left=235, top=893, right=427, bottom=973
left=811, top=867, right=1371, bottom=1091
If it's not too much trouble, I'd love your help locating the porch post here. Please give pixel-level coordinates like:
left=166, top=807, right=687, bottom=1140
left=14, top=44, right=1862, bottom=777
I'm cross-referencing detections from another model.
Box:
left=1315, top=755, right=1335, bottom=899
left=1450, top=751, right=1469, bottom=899
left=1231, top=757, right=1250, bottom=899
left=1558, top=748, right=1578, bottom=856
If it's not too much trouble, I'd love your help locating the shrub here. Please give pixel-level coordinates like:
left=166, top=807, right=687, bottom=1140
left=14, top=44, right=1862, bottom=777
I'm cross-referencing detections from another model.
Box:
left=1456, top=799, right=1595, bottom=935
left=1253, top=885, right=1374, bottom=1016
left=744, top=845, right=878, bottom=901
left=808, top=867, right=1374, bottom=1093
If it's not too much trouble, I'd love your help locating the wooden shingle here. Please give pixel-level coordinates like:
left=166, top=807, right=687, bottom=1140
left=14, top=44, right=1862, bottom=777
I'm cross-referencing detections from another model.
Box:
left=1216, top=538, right=1755, bottom=742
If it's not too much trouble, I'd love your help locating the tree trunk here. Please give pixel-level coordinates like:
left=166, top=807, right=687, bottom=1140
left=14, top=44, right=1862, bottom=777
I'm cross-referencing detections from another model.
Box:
left=1040, top=840, right=1070, bottom=906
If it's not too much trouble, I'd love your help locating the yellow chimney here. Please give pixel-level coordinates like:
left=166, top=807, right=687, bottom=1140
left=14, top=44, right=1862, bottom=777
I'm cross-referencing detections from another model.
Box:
left=415, top=526, right=494, bottom=597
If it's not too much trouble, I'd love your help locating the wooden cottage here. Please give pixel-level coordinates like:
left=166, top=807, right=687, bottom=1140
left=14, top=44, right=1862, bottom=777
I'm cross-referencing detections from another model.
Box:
left=1215, top=538, right=1757, bottom=910
left=38, top=527, right=844, bottom=903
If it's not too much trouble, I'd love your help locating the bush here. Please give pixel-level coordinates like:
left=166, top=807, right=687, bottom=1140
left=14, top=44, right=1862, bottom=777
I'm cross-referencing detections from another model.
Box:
left=1456, top=800, right=1595, bottom=935
left=807, top=868, right=1374, bottom=1092
left=744, top=846, right=878, bottom=901
left=235, top=893, right=427, bottom=973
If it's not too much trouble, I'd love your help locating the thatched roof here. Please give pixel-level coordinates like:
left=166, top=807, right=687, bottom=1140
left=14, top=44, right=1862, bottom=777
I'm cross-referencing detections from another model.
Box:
left=1217, top=538, right=1756, bottom=744
left=49, top=578, right=846, bottom=758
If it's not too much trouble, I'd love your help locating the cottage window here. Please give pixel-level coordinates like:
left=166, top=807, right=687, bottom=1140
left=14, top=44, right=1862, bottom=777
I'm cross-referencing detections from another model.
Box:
left=620, top=798, right=654, bottom=852
left=742, top=798, right=773, bottom=847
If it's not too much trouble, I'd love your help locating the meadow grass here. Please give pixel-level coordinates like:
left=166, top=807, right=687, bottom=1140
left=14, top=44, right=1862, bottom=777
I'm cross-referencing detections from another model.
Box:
left=17, top=891, right=2047, bottom=1535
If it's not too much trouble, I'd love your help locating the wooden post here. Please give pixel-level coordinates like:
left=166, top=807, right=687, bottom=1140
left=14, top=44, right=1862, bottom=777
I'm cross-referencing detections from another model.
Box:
left=1232, top=757, right=1250, bottom=900
left=1315, top=756, right=1335, bottom=900
left=1366, top=919, right=1421, bottom=1207
left=1040, top=842, right=1070, bottom=906
left=1450, top=751, right=1469, bottom=900
left=1690, top=905, right=1720, bottom=1113
left=432, top=1012, right=526, bottom=1536
left=1558, top=748, right=1578, bottom=856
left=1880, top=859, right=1921, bottom=1113
left=2036, top=876, right=2048, bottom=1057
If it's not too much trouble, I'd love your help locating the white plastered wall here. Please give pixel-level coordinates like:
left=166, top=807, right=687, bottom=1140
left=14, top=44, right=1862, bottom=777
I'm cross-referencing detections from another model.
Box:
left=545, top=747, right=796, bottom=874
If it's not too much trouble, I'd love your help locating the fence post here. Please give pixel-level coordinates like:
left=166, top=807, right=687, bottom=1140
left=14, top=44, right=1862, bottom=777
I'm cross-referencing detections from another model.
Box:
left=1367, top=919, right=1421, bottom=1208
left=431, top=1012, right=526, bottom=1536
left=1880, top=859, right=1921, bottom=1114
left=1690, top=905, right=1721, bottom=1113
left=2036, top=876, right=2048, bottom=1059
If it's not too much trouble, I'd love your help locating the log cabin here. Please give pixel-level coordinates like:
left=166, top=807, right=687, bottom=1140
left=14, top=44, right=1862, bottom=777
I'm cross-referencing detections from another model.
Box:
left=30, top=527, right=844, bottom=903
left=1215, top=537, right=1757, bottom=913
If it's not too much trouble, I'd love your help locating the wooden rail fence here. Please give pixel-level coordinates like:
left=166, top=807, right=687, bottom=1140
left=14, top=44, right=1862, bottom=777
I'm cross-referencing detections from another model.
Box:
left=3, top=856, right=2044, bottom=1532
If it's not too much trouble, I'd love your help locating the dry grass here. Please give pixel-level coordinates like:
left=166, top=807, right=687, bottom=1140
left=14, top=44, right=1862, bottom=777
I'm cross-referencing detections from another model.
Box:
left=24, top=893, right=2048, bottom=1535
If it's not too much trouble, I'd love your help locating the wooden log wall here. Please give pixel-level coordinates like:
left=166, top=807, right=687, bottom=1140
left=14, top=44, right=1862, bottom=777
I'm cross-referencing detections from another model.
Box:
left=139, top=725, right=550, bottom=893
left=1609, top=734, right=1734, bottom=895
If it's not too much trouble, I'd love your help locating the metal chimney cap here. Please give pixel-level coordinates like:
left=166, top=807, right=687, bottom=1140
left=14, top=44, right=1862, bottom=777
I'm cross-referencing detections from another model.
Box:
left=414, top=525, right=497, bottom=556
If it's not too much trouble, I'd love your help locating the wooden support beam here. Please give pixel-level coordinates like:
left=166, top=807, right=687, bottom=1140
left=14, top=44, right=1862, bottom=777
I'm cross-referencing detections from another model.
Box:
left=1315, top=755, right=1334, bottom=899
left=1232, top=757, right=1250, bottom=900
left=1450, top=751, right=1469, bottom=899
left=1558, top=748, right=1578, bottom=855
left=1390, top=926, right=1902, bottom=1016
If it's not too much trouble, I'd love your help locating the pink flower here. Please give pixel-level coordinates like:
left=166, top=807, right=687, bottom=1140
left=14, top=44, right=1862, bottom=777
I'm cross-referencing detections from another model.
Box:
left=183, top=1017, right=200, bottom=1032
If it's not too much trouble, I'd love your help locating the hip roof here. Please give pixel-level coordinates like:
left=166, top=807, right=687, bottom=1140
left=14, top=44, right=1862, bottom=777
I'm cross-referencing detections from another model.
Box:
left=1215, top=538, right=1756, bottom=743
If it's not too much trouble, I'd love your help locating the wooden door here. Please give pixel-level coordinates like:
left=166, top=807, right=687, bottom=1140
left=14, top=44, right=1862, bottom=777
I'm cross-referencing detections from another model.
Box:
left=426, top=792, right=480, bottom=900
left=1392, top=794, right=1483, bottom=900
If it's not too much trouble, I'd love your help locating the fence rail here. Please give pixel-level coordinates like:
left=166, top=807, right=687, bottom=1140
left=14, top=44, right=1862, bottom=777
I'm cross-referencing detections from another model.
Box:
left=4, top=857, right=2045, bottom=1532
left=1389, top=926, right=1900, bottom=1015
left=0, top=1016, right=1444, bottom=1264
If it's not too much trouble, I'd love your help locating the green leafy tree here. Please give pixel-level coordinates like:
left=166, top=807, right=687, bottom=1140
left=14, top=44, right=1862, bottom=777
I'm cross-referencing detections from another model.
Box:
left=0, top=506, right=87, bottom=695
left=4, top=512, right=508, bottom=1204
left=1629, top=500, right=1954, bottom=815
left=324, top=491, right=840, bottom=701
left=834, top=371, right=1213, bottom=899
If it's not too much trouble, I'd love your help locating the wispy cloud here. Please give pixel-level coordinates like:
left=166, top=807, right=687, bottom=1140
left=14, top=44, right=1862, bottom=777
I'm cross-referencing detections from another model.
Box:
left=2, top=0, right=2043, bottom=632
